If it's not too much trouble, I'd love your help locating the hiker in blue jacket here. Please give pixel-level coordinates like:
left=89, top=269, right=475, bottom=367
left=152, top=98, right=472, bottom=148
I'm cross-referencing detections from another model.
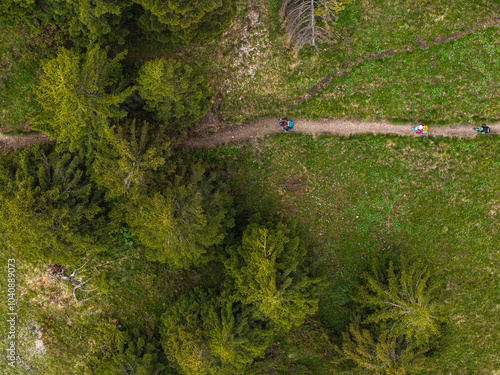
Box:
left=279, top=118, right=294, bottom=132
left=473, top=124, right=490, bottom=135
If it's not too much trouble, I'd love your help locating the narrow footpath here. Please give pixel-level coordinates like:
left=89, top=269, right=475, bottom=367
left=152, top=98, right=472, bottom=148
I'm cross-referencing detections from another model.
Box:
left=0, top=119, right=496, bottom=151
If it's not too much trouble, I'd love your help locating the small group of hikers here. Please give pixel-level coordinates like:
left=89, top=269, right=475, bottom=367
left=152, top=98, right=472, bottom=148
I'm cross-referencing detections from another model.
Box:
left=413, top=123, right=491, bottom=135
left=278, top=118, right=491, bottom=136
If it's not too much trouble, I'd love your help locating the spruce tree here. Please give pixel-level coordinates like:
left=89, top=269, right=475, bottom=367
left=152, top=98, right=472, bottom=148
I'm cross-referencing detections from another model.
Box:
left=160, top=288, right=217, bottom=375
left=205, top=287, right=274, bottom=372
left=0, top=143, right=108, bottom=264
left=31, top=44, right=134, bottom=156
left=125, top=159, right=233, bottom=270
left=224, top=218, right=325, bottom=331
left=136, top=58, right=211, bottom=129
left=92, top=119, right=173, bottom=201
left=86, top=328, right=170, bottom=374
left=134, top=0, right=236, bottom=44
left=352, top=253, right=444, bottom=347
left=160, top=286, right=274, bottom=375
left=341, top=316, right=428, bottom=375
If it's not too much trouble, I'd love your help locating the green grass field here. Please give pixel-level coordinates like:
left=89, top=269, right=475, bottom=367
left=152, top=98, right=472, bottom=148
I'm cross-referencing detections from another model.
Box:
left=195, top=132, right=500, bottom=373
left=120, top=0, right=500, bottom=126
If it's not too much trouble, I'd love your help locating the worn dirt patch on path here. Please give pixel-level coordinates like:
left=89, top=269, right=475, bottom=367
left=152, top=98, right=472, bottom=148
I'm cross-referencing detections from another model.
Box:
left=0, top=132, right=53, bottom=151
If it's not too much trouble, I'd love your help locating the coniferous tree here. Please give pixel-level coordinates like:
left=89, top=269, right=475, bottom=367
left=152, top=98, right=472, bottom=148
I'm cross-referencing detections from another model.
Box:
left=160, top=288, right=217, bottom=375
left=125, top=159, right=233, bottom=270
left=92, top=119, right=173, bottom=201
left=86, top=328, right=171, bottom=375
left=224, top=218, right=325, bottom=331
left=136, top=58, right=211, bottom=129
left=134, top=0, right=236, bottom=44
left=0, top=0, right=36, bottom=22
left=31, top=44, right=134, bottom=156
left=160, top=286, right=274, bottom=375
left=352, top=253, right=444, bottom=347
left=205, top=287, right=275, bottom=372
left=341, top=316, right=428, bottom=375
left=280, top=0, right=351, bottom=54
left=0, top=143, right=108, bottom=264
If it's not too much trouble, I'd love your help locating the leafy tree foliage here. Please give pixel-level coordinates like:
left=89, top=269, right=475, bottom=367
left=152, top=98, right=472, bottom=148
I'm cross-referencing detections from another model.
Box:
left=125, top=158, right=233, bottom=270
left=92, top=119, right=173, bottom=201
left=352, top=253, right=444, bottom=347
left=31, top=44, right=134, bottom=156
left=136, top=58, right=211, bottom=128
left=86, top=328, right=171, bottom=375
left=0, top=143, right=108, bottom=265
left=341, top=316, right=428, bottom=375
left=134, top=0, right=236, bottom=44
left=224, top=218, right=325, bottom=331
left=160, top=286, right=274, bottom=375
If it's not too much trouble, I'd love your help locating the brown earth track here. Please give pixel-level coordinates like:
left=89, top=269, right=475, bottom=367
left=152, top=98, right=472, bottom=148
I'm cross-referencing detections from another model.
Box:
left=0, top=120, right=496, bottom=152
left=179, top=118, right=497, bottom=149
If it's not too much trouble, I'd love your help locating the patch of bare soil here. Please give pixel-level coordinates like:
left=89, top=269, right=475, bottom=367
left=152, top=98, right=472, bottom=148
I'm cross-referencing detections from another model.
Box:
left=0, top=131, right=53, bottom=151
left=179, top=118, right=498, bottom=149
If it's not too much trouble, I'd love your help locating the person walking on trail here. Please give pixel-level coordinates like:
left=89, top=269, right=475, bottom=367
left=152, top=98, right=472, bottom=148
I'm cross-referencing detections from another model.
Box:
left=473, top=124, right=490, bottom=135
left=412, top=123, right=428, bottom=134
left=279, top=117, right=294, bottom=132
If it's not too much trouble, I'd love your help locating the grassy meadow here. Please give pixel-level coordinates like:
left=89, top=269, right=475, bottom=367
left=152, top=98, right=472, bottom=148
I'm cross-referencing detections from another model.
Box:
left=118, top=0, right=500, bottom=126
left=194, top=132, right=500, bottom=373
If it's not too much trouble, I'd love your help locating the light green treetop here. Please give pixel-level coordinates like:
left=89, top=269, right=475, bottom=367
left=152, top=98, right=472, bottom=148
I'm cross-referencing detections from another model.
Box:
left=31, top=44, right=134, bottom=156
left=224, top=219, right=325, bottom=331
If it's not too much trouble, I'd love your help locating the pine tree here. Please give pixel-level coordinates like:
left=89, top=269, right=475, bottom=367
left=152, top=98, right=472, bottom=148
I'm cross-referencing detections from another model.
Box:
left=352, top=253, right=444, bottom=347
left=31, top=44, right=134, bottom=156
left=224, top=218, right=325, bottom=331
left=0, top=143, right=108, bottom=264
left=136, top=58, right=211, bottom=129
left=134, top=0, right=236, bottom=44
left=341, top=316, right=428, bottom=375
left=92, top=119, right=173, bottom=201
left=125, top=160, right=233, bottom=270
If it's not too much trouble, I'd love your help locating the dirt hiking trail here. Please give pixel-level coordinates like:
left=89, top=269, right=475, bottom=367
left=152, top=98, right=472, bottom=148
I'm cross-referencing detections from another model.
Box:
left=180, top=118, right=498, bottom=149
left=0, top=119, right=497, bottom=151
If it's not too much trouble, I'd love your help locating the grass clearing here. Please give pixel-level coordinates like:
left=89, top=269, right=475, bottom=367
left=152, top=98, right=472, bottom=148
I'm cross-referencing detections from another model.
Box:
left=195, top=132, right=500, bottom=373
left=119, top=0, right=500, bottom=127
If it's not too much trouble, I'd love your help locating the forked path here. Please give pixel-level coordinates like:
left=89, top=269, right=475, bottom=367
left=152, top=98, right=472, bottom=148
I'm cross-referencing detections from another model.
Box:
left=0, top=119, right=497, bottom=150
left=180, top=118, right=498, bottom=149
